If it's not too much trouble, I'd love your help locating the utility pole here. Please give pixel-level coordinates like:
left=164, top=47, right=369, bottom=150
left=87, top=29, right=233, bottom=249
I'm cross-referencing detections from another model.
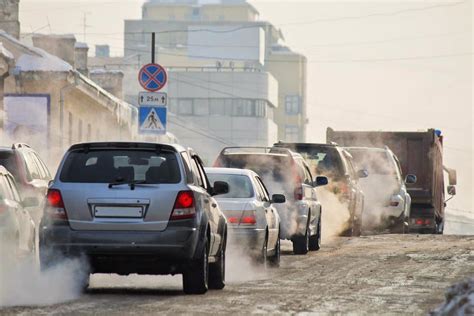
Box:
left=82, top=12, right=91, bottom=42
left=151, top=32, right=155, bottom=64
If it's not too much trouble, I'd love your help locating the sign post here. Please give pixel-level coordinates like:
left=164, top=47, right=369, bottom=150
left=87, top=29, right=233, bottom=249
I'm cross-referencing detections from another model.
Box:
left=137, top=52, right=168, bottom=135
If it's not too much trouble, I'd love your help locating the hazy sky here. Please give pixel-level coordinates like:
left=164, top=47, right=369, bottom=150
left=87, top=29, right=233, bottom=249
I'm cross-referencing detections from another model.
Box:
left=19, top=0, right=473, bottom=214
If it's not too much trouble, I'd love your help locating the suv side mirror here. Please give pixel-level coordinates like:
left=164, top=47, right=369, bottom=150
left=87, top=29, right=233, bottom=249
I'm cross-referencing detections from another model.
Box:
left=447, top=185, right=456, bottom=196
left=357, top=169, right=369, bottom=179
left=213, top=181, right=229, bottom=196
left=405, top=174, right=417, bottom=184
left=271, top=194, right=286, bottom=204
left=313, top=176, right=328, bottom=187
left=23, top=196, right=39, bottom=208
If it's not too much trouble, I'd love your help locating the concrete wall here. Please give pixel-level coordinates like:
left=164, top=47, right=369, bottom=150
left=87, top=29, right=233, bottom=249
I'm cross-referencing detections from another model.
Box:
left=89, top=70, right=124, bottom=99
left=32, top=34, right=77, bottom=67
left=168, top=70, right=278, bottom=106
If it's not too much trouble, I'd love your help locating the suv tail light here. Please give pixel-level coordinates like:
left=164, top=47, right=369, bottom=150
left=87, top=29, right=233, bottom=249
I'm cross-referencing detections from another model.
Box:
left=170, top=191, right=196, bottom=220
left=294, top=186, right=303, bottom=200
left=45, top=189, right=68, bottom=221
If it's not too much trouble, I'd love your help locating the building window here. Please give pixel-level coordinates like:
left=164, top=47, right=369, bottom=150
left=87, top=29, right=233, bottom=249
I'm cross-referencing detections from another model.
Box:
left=169, top=98, right=177, bottom=114
left=191, top=7, right=200, bottom=20
left=178, top=99, right=193, bottom=115
left=255, top=100, right=267, bottom=117
left=285, top=95, right=301, bottom=115
left=194, top=99, right=209, bottom=116
left=285, top=125, right=300, bottom=142
left=68, top=112, right=73, bottom=145
left=233, top=99, right=254, bottom=116
left=78, top=119, right=83, bottom=142
left=87, top=124, right=92, bottom=141
left=209, top=99, right=225, bottom=116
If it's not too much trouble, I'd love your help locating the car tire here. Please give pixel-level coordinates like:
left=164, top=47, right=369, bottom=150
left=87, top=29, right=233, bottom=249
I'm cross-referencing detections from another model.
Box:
left=309, top=216, right=321, bottom=251
left=258, top=234, right=268, bottom=268
left=292, top=225, right=309, bottom=255
left=78, top=272, right=90, bottom=293
left=209, top=237, right=226, bottom=290
left=183, top=239, right=209, bottom=295
left=268, top=235, right=280, bottom=268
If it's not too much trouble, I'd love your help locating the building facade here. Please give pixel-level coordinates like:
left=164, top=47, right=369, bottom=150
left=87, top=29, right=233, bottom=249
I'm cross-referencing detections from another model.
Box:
left=92, top=0, right=307, bottom=161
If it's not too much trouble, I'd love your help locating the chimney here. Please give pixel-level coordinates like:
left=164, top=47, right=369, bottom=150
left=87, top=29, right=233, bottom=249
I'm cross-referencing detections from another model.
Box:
left=75, top=42, right=89, bottom=75
left=0, top=0, right=20, bottom=39
left=95, top=45, right=110, bottom=58
left=32, top=34, right=77, bottom=67
left=89, top=69, right=124, bottom=99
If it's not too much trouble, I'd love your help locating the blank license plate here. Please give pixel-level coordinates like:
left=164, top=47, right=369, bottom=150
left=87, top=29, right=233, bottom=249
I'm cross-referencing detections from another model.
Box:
left=94, top=206, right=144, bottom=218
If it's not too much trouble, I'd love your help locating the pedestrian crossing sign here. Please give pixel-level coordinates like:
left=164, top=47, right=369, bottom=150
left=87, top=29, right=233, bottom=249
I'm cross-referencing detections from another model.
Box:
left=139, top=106, right=167, bottom=135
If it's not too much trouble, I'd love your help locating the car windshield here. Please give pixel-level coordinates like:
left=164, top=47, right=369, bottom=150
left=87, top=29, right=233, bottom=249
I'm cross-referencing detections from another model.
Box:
left=59, top=149, right=181, bottom=184
left=207, top=173, right=254, bottom=199
left=348, top=150, right=396, bottom=175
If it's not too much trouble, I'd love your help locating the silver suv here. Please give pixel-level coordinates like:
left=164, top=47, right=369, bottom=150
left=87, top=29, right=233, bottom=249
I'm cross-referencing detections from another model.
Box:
left=214, top=147, right=328, bottom=255
left=40, top=142, right=229, bottom=294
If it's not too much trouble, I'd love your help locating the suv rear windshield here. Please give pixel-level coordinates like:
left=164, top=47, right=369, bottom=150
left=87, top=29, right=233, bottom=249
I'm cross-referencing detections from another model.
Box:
left=219, top=154, right=290, bottom=182
left=292, top=147, right=345, bottom=180
left=0, top=151, right=19, bottom=180
left=348, top=150, right=395, bottom=175
left=207, top=173, right=254, bottom=199
left=60, top=149, right=181, bottom=184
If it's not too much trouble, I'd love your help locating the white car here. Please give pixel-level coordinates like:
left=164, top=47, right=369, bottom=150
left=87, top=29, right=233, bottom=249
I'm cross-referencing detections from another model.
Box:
left=205, top=167, right=285, bottom=267
left=345, top=147, right=416, bottom=233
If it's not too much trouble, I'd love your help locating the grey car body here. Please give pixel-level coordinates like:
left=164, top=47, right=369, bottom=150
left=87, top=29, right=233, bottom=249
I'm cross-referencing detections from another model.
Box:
left=213, top=147, right=327, bottom=255
left=40, top=142, right=228, bottom=294
left=206, top=167, right=282, bottom=266
left=0, top=166, right=37, bottom=257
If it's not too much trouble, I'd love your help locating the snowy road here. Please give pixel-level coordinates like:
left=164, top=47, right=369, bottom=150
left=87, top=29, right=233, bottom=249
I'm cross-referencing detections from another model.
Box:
left=2, top=234, right=473, bottom=315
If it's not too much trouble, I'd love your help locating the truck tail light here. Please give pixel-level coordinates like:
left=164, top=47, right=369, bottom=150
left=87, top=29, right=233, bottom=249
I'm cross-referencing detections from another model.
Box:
left=45, top=189, right=68, bottom=222
left=170, top=191, right=196, bottom=220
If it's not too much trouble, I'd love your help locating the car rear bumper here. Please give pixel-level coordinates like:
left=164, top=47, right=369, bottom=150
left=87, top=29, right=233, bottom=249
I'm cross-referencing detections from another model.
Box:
left=39, top=222, right=204, bottom=274
left=228, top=226, right=266, bottom=253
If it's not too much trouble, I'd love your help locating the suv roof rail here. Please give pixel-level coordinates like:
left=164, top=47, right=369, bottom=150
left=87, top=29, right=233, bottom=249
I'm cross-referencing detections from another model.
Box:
left=12, top=143, right=31, bottom=149
left=220, top=146, right=291, bottom=155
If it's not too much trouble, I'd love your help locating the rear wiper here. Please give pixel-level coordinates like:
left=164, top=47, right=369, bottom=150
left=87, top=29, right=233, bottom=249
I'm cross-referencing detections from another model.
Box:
left=108, top=180, right=148, bottom=190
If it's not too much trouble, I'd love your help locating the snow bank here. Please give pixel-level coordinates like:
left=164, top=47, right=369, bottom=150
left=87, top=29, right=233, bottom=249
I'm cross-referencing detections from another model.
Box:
left=16, top=47, right=72, bottom=72
left=0, top=42, right=14, bottom=60
left=431, top=278, right=474, bottom=315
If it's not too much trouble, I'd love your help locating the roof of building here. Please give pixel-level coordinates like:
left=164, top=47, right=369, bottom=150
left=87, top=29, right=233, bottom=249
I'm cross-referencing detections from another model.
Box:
left=0, top=31, right=72, bottom=72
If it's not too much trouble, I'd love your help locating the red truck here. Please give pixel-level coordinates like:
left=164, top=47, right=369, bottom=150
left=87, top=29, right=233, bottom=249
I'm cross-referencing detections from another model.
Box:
left=326, top=128, right=457, bottom=234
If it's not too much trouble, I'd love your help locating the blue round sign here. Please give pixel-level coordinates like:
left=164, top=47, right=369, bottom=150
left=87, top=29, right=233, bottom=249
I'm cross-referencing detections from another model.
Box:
left=138, top=63, right=167, bottom=92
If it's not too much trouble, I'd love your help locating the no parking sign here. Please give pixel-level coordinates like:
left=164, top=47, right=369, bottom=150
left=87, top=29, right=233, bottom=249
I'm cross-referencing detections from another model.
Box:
left=138, top=63, right=167, bottom=92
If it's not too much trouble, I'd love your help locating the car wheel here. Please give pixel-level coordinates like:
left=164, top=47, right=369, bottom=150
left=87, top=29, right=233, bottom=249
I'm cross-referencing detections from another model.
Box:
left=268, top=234, right=280, bottom=268
left=258, top=234, right=268, bottom=268
left=209, top=237, right=226, bottom=290
left=292, top=225, right=309, bottom=255
left=183, top=239, right=209, bottom=295
left=77, top=272, right=90, bottom=293
left=309, top=216, right=321, bottom=251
